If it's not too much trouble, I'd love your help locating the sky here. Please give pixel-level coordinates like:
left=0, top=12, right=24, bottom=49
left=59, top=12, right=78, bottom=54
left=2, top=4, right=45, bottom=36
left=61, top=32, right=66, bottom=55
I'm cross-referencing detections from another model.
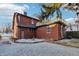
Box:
left=0, top=3, right=76, bottom=27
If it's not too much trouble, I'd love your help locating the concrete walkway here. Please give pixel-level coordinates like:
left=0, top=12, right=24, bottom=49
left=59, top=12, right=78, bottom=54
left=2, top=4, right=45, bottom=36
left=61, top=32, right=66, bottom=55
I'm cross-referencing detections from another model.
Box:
left=16, top=39, right=45, bottom=43
left=0, top=39, right=79, bottom=56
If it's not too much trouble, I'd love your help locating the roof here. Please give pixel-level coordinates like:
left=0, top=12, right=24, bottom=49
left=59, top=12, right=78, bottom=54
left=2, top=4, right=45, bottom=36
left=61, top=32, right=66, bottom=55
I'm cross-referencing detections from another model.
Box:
left=17, top=21, right=66, bottom=29
left=12, top=12, right=39, bottom=29
left=53, top=21, right=67, bottom=25
left=13, top=12, right=66, bottom=29
left=18, top=24, right=36, bottom=28
left=36, top=21, right=67, bottom=28
left=15, top=12, right=39, bottom=21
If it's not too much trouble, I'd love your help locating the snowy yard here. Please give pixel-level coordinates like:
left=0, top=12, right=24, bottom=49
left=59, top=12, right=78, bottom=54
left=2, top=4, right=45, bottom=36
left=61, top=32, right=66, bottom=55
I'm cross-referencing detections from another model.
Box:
left=0, top=39, right=79, bottom=56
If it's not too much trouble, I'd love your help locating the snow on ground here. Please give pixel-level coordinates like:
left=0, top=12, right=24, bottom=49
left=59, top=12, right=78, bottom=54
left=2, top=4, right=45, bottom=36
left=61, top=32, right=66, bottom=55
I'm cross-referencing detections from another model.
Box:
left=0, top=33, right=12, bottom=36
left=0, top=39, right=79, bottom=56
left=0, top=33, right=13, bottom=44
left=16, top=39, right=45, bottom=43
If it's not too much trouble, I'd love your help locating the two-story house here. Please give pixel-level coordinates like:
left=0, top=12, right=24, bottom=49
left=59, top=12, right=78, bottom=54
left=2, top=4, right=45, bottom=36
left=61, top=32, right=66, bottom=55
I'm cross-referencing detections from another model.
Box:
left=13, top=12, right=66, bottom=41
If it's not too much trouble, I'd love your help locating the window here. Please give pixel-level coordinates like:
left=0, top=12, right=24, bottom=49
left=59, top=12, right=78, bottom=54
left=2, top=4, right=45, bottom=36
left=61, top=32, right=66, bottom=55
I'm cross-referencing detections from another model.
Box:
left=31, top=19, right=34, bottom=24
left=47, top=26, right=51, bottom=32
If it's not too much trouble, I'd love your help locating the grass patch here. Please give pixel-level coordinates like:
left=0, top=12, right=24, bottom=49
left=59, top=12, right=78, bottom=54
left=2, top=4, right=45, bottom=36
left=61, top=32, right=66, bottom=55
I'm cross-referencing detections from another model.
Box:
left=54, top=40, right=79, bottom=48
left=47, top=39, right=79, bottom=48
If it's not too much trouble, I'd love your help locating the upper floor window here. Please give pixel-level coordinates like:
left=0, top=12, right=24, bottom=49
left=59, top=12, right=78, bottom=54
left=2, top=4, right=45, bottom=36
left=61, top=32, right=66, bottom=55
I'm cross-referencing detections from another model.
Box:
left=31, top=19, right=34, bottom=24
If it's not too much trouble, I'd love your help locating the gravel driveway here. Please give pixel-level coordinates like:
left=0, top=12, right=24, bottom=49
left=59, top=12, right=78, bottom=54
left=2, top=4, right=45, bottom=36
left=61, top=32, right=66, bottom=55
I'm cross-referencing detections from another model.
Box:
left=0, top=39, right=79, bottom=56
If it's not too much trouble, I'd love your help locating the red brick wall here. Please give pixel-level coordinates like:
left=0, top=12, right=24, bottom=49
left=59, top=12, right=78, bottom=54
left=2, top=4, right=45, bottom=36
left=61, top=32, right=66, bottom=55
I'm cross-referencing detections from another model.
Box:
left=17, top=27, right=34, bottom=39
left=36, top=24, right=62, bottom=41
left=51, top=24, right=62, bottom=40
left=13, top=13, right=38, bottom=39
left=18, top=14, right=38, bottom=25
left=13, top=13, right=63, bottom=40
left=13, top=13, right=18, bottom=38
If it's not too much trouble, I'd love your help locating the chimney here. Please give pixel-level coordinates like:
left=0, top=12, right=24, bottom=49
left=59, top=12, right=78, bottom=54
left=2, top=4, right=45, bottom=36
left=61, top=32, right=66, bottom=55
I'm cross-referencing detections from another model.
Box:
left=24, top=11, right=27, bottom=16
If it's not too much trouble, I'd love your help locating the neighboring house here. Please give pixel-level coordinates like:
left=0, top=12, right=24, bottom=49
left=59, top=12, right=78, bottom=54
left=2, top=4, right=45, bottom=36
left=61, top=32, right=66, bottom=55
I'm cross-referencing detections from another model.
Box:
left=66, top=18, right=79, bottom=38
left=66, top=18, right=79, bottom=31
left=12, top=12, right=66, bottom=41
left=66, top=24, right=79, bottom=31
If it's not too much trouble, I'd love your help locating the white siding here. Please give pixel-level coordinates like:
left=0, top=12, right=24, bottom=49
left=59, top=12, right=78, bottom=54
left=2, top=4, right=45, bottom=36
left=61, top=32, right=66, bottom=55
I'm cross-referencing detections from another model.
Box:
left=66, top=24, right=79, bottom=31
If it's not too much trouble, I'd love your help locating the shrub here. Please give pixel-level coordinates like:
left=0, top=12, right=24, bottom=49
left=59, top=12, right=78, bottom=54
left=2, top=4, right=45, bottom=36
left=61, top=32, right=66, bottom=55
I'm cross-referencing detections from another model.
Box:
left=66, top=31, right=79, bottom=38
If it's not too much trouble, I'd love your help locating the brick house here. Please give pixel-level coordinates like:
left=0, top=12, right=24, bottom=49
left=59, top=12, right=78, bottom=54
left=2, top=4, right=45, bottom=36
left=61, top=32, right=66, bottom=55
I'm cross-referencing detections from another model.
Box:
left=36, top=22, right=66, bottom=41
left=12, top=12, right=39, bottom=39
left=12, top=12, right=66, bottom=41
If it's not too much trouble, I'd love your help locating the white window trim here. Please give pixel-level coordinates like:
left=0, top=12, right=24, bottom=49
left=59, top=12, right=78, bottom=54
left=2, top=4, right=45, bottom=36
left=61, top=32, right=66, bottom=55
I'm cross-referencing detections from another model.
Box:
left=47, top=26, right=51, bottom=33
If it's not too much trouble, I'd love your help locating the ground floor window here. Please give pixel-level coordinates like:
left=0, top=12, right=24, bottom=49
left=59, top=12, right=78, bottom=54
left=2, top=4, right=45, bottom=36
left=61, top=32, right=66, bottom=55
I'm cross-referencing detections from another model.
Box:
left=47, top=26, right=51, bottom=32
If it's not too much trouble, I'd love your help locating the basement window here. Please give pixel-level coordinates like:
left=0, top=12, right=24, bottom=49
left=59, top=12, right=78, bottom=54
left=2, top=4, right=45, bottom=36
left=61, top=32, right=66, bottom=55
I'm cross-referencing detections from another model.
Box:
left=47, top=26, right=51, bottom=32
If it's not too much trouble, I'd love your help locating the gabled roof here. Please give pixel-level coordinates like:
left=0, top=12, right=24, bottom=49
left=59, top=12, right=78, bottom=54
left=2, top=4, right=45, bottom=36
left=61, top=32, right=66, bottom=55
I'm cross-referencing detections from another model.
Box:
left=53, top=20, right=67, bottom=26
left=13, top=12, right=67, bottom=29
left=36, top=21, right=67, bottom=28
left=15, top=12, right=39, bottom=21
left=12, top=12, right=39, bottom=29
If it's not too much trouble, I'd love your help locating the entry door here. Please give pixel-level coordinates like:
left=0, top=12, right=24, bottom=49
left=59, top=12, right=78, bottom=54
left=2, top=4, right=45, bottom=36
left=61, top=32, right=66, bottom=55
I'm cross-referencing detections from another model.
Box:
left=21, top=31, right=25, bottom=39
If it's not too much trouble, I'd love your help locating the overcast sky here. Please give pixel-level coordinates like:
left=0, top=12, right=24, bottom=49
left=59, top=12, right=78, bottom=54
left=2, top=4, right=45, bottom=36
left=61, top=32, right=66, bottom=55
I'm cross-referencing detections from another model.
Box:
left=0, top=3, right=76, bottom=27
